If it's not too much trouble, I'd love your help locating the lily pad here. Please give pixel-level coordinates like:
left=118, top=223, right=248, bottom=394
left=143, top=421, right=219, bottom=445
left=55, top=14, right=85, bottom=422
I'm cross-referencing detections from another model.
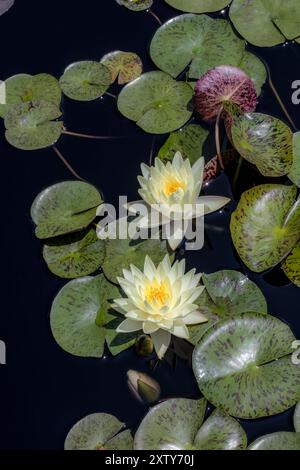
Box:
left=43, top=228, right=106, bottom=279
left=134, top=398, right=247, bottom=450
left=65, top=413, right=133, bottom=450
left=195, top=65, right=257, bottom=123
left=282, top=242, right=300, bottom=288
left=31, top=181, right=102, bottom=239
left=231, top=113, right=293, bottom=177
left=230, top=0, right=300, bottom=47
left=289, top=131, right=300, bottom=187
left=164, top=1, right=230, bottom=13
left=101, top=51, right=143, bottom=84
left=0, top=73, right=61, bottom=118
left=116, top=0, right=153, bottom=11
left=0, top=0, right=14, bottom=16
left=193, top=313, right=300, bottom=419
left=248, top=432, right=300, bottom=450
left=188, top=269, right=267, bottom=345
left=238, top=51, right=267, bottom=95
left=158, top=124, right=209, bottom=164
left=59, top=61, right=111, bottom=101
left=117, top=71, right=193, bottom=134
left=230, top=184, right=300, bottom=272
left=102, top=237, right=172, bottom=284
left=294, top=401, right=300, bottom=432
left=4, top=100, right=62, bottom=150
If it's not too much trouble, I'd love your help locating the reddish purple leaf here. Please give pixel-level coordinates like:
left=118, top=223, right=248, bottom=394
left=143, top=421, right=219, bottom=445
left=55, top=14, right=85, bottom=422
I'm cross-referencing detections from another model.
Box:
left=194, top=66, right=257, bottom=123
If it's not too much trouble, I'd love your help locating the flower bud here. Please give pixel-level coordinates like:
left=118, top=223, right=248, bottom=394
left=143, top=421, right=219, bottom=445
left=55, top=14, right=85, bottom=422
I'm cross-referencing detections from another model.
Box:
left=127, top=370, right=161, bottom=404
left=135, top=334, right=154, bottom=357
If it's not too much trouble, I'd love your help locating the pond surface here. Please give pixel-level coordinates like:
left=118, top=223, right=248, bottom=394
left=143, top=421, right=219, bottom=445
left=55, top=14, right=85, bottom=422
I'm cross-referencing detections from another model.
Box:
left=0, top=0, right=299, bottom=450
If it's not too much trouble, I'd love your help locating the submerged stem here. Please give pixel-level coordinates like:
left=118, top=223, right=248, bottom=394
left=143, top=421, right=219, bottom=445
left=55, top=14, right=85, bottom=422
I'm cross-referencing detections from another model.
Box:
left=215, top=107, right=225, bottom=170
left=62, top=129, right=122, bottom=140
left=148, top=9, right=162, bottom=26
left=105, top=91, right=117, bottom=99
left=269, top=77, right=298, bottom=131
left=53, top=146, right=85, bottom=181
left=233, top=156, right=243, bottom=190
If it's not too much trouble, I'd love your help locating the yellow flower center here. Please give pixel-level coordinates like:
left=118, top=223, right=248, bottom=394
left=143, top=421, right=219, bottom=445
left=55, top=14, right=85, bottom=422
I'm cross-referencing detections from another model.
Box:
left=164, top=177, right=186, bottom=197
left=145, top=281, right=170, bottom=306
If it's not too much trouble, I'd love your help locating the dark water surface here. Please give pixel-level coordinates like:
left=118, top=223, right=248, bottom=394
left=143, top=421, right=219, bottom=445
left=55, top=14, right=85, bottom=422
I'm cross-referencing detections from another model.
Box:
left=0, top=0, right=299, bottom=450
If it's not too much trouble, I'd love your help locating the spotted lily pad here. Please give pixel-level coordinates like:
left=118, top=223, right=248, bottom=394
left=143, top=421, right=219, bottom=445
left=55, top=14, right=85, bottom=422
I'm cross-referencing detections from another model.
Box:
left=31, top=181, right=102, bottom=239
left=4, top=100, right=62, bottom=150
left=101, top=51, right=143, bottom=84
left=59, top=61, right=111, bottom=101
left=43, top=228, right=106, bottom=279
left=158, top=124, right=209, bottom=164
left=231, top=113, right=293, bottom=177
left=294, top=401, right=300, bottom=432
left=134, top=398, right=247, bottom=450
left=65, top=413, right=133, bottom=450
left=150, top=14, right=266, bottom=93
left=0, top=73, right=61, bottom=118
left=230, top=184, right=300, bottom=272
left=116, top=0, right=153, bottom=11
left=282, top=242, right=300, bottom=288
left=117, top=71, right=193, bottom=134
left=193, top=313, right=300, bottom=419
left=248, top=432, right=300, bottom=450
left=230, top=0, right=300, bottom=47
left=164, top=0, right=230, bottom=13
left=102, top=237, right=172, bottom=284
left=289, top=132, right=300, bottom=187
left=195, top=66, right=257, bottom=123
left=188, top=269, right=267, bottom=345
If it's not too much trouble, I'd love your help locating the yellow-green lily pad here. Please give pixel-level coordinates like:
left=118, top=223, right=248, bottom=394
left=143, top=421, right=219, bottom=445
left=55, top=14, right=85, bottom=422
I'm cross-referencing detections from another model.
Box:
left=101, top=51, right=143, bottom=84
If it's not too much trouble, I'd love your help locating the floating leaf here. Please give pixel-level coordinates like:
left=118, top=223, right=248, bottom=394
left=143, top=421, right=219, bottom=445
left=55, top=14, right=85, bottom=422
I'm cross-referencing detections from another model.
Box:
left=294, top=401, right=300, bottom=432
left=289, top=131, right=300, bottom=187
left=101, top=51, right=143, bottom=84
left=102, top=237, right=172, bottom=284
left=116, top=0, right=153, bottom=11
left=231, top=113, right=293, bottom=177
left=43, top=228, right=106, bottom=279
left=158, top=124, right=209, bottom=164
left=0, top=73, right=61, bottom=118
left=65, top=413, right=133, bottom=450
left=230, top=0, right=300, bottom=47
left=193, top=313, right=300, bottom=419
left=195, top=65, right=257, bottom=123
left=0, top=0, right=14, bottom=16
left=117, top=71, right=193, bottom=134
left=282, top=242, right=300, bottom=288
left=31, top=181, right=102, bottom=239
left=164, top=0, right=230, bottom=13
left=188, top=269, right=267, bottom=345
left=230, top=184, right=300, bottom=272
left=134, top=398, right=247, bottom=450
left=59, top=61, right=111, bottom=101
left=4, top=100, right=62, bottom=150
left=248, top=432, right=300, bottom=450
left=238, top=51, right=267, bottom=95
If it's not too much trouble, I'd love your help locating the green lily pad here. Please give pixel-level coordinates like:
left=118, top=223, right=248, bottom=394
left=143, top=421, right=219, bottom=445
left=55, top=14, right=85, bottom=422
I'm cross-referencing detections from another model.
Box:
left=150, top=14, right=266, bottom=93
left=230, top=184, right=300, bottom=272
left=59, top=61, right=111, bottom=101
left=248, top=432, right=300, bottom=450
left=193, top=313, right=300, bottom=419
left=0, top=73, right=61, bottom=118
left=65, top=413, right=133, bottom=450
left=43, top=228, right=106, bottom=279
left=289, top=132, right=300, bottom=187
left=117, top=71, right=193, bottom=134
left=101, top=51, right=143, bottom=84
left=294, top=401, right=300, bottom=432
left=188, top=269, right=267, bottom=345
left=102, top=237, right=172, bottom=284
left=50, top=275, right=136, bottom=357
left=31, top=181, right=102, bottom=239
left=158, top=124, right=209, bottom=164
left=134, top=398, right=247, bottom=450
left=165, top=0, right=230, bottom=13
left=116, top=0, right=153, bottom=11
left=4, top=100, right=62, bottom=150
left=231, top=113, right=293, bottom=177
left=229, top=0, right=300, bottom=47
left=282, top=242, right=300, bottom=288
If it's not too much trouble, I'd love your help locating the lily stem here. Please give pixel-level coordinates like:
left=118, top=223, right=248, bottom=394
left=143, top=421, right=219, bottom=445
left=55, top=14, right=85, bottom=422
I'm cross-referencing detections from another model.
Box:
left=233, top=156, right=243, bottom=191
left=215, top=107, right=225, bottom=170
left=105, top=91, right=117, bottom=99
left=269, top=77, right=298, bottom=131
left=148, top=9, right=162, bottom=26
left=62, top=129, right=120, bottom=140
left=53, top=145, right=85, bottom=181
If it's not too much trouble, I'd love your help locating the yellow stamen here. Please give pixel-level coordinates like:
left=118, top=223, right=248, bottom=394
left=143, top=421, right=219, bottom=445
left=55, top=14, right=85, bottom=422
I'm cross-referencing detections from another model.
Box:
left=145, top=281, right=170, bottom=306
left=164, top=177, right=186, bottom=197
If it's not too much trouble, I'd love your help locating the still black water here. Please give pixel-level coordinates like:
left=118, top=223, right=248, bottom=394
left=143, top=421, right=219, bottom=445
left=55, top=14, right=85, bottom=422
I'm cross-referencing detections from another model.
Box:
left=0, top=0, right=299, bottom=450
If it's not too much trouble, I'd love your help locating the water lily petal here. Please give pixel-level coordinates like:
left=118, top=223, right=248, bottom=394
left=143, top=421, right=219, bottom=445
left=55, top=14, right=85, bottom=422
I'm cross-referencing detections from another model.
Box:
left=197, top=196, right=230, bottom=215
left=183, top=310, right=208, bottom=325
left=151, top=329, right=171, bottom=359
left=143, top=321, right=160, bottom=334
left=116, top=318, right=142, bottom=333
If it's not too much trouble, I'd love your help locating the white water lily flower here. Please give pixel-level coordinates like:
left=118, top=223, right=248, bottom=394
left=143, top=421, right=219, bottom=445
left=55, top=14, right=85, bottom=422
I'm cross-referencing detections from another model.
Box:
left=114, top=255, right=207, bottom=359
left=127, top=152, right=230, bottom=250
